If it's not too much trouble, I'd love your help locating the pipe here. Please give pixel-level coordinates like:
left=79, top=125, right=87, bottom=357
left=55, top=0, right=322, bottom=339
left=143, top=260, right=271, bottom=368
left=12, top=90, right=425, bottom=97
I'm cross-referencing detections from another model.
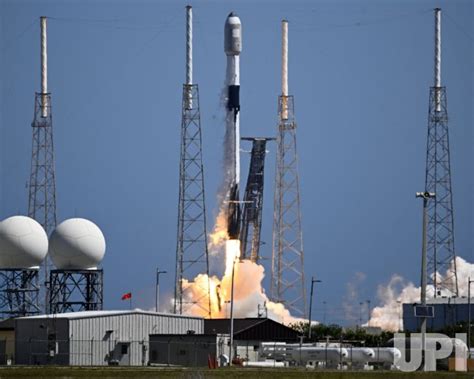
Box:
left=185, top=6, right=193, bottom=109
left=434, top=8, right=441, bottom=112
left=186, top=5, right=192, bottom=86
left=40, top=16, right=48, bottom=117
left=281, top=20, right=288, bottom=120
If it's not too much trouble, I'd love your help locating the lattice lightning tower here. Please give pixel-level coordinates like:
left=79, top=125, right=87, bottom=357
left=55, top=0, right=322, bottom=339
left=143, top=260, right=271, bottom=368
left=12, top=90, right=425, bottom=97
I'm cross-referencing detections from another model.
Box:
left=424, top=8, right=458, bottom=297
left=174, top=6, right=211, bottom=317
left=28, top=17, right=57, bottom=309
left=271, top=20, right=306, bottom=317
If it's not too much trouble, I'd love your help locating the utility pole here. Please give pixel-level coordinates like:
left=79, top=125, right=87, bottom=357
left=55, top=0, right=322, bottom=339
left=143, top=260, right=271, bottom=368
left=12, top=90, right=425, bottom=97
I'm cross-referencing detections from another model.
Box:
left=468, top=278, right=473, bottom=358
left=367, top=300, right=371, bottom=327
left=323, top=301, right=327, bottom=324
left=229, top=257, right=238, bottom=365
left=396, top=300, right=402, bottom=331
left=155, top=269, right=167, bottom=312
left=417, top=190, right=436, bottom=371
left=308, top=277, right=321, bottom=339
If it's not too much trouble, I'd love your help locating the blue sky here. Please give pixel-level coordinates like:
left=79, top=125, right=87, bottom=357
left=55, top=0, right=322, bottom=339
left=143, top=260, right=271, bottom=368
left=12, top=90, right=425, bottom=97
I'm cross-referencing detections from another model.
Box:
left=1, top=0, right=472, bottom=325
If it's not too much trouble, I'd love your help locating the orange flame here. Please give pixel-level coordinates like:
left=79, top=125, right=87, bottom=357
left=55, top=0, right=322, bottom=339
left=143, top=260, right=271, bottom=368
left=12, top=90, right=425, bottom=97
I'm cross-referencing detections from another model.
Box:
left=182, top=238, right=301, bottom=324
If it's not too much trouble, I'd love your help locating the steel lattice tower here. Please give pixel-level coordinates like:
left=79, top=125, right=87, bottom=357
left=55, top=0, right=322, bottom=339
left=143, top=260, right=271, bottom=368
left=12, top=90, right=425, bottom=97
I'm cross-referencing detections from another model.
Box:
left=271, top=20, right=306, bottom=318
left=174, top=6, right=211, bottom=317
left=28, top=17, right=57, bottom=309
left=424, top=8, right=458, bottom=297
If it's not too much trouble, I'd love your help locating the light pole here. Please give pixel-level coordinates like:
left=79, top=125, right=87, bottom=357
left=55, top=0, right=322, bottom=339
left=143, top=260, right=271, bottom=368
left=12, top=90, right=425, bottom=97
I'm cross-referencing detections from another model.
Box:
left=396, top=300, right=402, bottom=331
left=229, top=257, right=243, bottom=365
left=155, top=268, right=167, bottom=312
left=323, top=301, right=327, bottom=325
left=367, top=300, right=371, bottom=327
left=416, top=191, right=435, bottom=370
left=359, top=302, right=364, bottom=328
left=308, top=276, right=322, bottom=339
left=468, top=278, right=473, bottom=357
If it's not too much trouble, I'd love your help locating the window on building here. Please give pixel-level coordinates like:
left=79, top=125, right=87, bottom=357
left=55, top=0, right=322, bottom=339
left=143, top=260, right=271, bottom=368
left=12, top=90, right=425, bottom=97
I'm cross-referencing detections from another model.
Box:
left=121, top=344, right=128, bottom=355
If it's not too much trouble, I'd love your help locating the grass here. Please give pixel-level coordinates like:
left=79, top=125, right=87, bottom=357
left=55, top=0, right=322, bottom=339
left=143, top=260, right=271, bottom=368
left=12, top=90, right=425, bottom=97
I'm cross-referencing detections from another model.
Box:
left=0, top=367, right=472, bottom=379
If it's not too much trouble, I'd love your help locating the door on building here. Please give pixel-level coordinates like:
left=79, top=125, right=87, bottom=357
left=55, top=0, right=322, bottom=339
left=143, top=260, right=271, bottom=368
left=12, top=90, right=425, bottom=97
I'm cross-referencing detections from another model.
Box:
left=118, top=343, right=130, bottom=365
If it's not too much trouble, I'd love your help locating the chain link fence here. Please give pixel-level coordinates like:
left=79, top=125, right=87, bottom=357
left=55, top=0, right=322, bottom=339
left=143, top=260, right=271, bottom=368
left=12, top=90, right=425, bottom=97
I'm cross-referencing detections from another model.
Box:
left=0, top=337, right=400, bottom=369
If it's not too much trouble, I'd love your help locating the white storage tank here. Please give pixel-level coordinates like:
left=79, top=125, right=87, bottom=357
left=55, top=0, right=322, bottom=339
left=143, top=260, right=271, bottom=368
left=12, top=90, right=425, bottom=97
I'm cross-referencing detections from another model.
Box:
left=49, top=218, right=106, bottom=270
left=0, top=215, right=48, bottom=269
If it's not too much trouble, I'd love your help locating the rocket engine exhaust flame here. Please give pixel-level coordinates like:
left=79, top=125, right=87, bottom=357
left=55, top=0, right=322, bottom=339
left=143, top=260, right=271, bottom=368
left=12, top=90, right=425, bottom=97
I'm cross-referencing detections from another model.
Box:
left=180, top=239, right=300, bottom=324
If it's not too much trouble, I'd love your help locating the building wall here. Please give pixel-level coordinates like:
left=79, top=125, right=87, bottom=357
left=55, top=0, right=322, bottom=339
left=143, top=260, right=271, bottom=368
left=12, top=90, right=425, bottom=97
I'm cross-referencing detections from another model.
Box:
left=403, top=302, right=474, bottom=332
left=0, top=330, right=15, bottom=364
left=68, top=313, right=203, bottom=366
left=149, top=335, right=217, bottom=367
left=15, top=318, right=69, bottom=365
left=14, top=313, right=203, bottom=366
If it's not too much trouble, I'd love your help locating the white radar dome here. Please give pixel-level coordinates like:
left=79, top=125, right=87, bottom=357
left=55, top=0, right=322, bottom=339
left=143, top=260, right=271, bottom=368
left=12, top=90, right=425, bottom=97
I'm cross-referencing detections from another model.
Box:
left=49, top=218, right=106, bottom=270
left=0, top=215, right=48, bottom=269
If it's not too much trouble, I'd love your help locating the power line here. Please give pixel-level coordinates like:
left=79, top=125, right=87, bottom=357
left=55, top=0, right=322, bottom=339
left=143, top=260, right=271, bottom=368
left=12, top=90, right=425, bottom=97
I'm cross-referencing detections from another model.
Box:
left=1, top=18, right=37, bottom=54
left=444, top=12, right=474, bottom=44
left=291, top=8, right=431, bottom=32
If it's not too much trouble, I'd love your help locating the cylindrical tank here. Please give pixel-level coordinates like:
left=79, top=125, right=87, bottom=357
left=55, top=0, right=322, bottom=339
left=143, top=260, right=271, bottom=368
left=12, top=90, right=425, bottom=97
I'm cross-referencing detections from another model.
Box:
left=260, top=342, right=348, bottom=362
left=49, top=218, right=106, bottom=270
left=344, top=347, right=375, bottom=363
left=370, top=347, right=401, bottom=363
left=0, top=216, right=48, bottom=269
left=224, top=12, right=242, bottom=55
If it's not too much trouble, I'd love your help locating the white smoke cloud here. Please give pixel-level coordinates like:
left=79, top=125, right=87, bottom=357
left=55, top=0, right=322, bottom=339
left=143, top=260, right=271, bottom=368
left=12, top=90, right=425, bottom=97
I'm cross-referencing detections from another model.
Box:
left=369, top=256, right=474, bottom=331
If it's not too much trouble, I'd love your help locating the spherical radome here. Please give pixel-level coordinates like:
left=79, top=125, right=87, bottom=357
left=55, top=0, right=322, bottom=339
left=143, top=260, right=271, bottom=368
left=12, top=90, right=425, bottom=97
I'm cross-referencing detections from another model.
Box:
left=49, top=218, right=106, bottom=270
left=0, top=215, right=48, bottom=269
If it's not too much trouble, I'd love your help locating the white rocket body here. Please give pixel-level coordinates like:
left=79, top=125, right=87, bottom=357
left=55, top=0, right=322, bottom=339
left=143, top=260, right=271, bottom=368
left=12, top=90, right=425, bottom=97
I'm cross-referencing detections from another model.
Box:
left=224, top=13, right=242, bottom=240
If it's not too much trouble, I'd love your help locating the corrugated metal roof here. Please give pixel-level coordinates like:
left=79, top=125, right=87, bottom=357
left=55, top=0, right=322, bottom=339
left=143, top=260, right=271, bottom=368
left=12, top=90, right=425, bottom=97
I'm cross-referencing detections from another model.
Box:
left=17, top=309, right=203, bottom=321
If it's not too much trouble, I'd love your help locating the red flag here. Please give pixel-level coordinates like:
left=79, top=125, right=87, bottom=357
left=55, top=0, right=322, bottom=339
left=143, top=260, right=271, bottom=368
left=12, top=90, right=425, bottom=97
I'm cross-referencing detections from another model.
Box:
left=121, top=292, right=132, bottom=300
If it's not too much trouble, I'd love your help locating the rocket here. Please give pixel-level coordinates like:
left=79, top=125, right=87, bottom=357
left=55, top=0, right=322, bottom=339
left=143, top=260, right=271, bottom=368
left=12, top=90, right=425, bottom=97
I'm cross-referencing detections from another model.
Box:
left=224, top=12, right=242, bottom=240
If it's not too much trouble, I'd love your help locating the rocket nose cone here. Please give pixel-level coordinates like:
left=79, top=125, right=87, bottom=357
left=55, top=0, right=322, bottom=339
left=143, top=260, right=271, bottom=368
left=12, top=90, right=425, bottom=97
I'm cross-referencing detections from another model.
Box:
left=226, top=12, right=241, bottom=25
left=225, top=11, right=242, bottom=55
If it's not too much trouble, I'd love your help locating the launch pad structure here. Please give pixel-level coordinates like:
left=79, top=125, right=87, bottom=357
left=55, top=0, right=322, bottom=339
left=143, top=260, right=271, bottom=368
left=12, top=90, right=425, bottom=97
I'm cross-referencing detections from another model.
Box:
left=240, top=137, right=275, bottom=263
left=174, top=6, right=211, bottom=317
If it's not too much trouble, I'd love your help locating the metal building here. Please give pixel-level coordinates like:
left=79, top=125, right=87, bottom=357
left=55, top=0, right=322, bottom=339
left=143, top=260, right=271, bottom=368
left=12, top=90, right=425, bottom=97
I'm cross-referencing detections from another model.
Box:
left=15, top=310, right=203, bottom=365
left=403, top=298, right=474, bottom=332
left=149, top=318, right=300, bottom=366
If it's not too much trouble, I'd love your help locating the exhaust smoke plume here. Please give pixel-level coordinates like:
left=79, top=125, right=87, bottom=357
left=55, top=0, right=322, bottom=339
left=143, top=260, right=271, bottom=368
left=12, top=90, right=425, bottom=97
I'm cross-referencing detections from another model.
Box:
left=179, top=84, right=299, bottom=324
left=368, top=256, right=474, bottom=331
